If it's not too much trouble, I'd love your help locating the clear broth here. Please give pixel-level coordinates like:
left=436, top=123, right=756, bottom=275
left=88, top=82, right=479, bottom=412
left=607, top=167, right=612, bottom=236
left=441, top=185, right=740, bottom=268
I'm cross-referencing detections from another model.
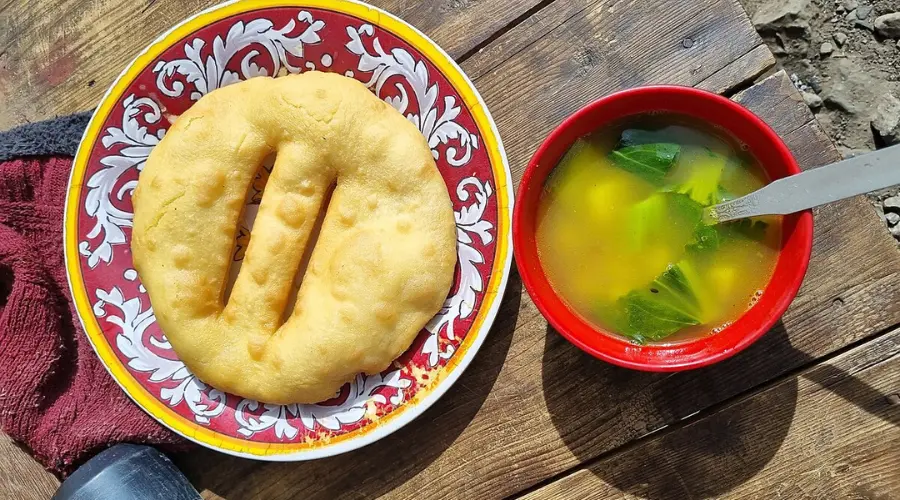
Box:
left=536, top=116, right=782, bottom=344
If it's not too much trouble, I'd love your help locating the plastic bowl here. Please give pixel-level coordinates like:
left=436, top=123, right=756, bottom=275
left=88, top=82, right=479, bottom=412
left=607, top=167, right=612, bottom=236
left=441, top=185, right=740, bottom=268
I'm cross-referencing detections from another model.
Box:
left=512, top=86, right=813, bottom=371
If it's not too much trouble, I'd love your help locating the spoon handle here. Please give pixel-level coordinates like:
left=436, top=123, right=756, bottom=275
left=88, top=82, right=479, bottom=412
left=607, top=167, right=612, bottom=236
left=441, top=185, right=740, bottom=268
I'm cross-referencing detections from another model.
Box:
left=710, top=144, right=900, bottom=223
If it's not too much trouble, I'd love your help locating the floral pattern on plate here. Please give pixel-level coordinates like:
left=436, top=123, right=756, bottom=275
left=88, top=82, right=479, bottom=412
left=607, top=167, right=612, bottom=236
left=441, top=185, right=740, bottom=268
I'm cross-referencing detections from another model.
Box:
left=65, top=0, right=511, bottom=459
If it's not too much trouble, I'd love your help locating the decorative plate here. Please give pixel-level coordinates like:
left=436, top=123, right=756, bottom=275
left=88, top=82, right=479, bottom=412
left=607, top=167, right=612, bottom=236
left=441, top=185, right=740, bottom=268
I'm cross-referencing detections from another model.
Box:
left=64, top=0, right=512, bottom=460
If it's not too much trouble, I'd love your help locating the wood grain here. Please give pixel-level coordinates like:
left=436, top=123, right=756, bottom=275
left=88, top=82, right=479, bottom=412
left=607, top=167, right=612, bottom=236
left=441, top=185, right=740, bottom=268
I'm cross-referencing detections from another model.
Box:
left=471, top=0, right=767, bottom=184
left=0, top=0, right=550, bottom=494
left=0, top=434, right=58, bottom=500
left=178, top=2, right=776, bottom=494
left=1, top=0, right=893, bottom=498
left=0, top=0, right=546, bottom=130
left=524, top=327, right=900, bottom=499
left=178, top=70, right=900, bottom=499
left=733, top=69, right=813, bottom=137
left=696, top=43, right=774, bottom=94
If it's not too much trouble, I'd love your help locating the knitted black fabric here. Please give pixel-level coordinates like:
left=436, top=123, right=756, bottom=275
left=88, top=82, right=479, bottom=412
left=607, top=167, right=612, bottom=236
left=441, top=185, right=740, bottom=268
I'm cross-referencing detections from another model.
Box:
left=0, top=111, right=93, bottom=162
left=0, top=112, right=181, bottom=477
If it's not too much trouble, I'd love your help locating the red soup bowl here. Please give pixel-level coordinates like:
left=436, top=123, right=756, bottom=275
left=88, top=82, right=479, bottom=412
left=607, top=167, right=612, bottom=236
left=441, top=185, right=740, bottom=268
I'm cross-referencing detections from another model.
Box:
left=513, top=86, right=813, bottom=371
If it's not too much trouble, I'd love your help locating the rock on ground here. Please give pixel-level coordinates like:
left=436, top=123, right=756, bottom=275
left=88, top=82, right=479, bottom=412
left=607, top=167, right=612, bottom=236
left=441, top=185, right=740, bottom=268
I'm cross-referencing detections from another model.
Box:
left=872, top=93, right=900, bottom=146
left=884, top=195, right=900, bottom=212
left=834, top=31, right=849, bottom=45
left=752, top=0, right=811, bottom=33
left=742, top=0, right=900, bottom=244
left=875, top=12, right=900, bottom=38
left=802, top=90, right=823, bottom=108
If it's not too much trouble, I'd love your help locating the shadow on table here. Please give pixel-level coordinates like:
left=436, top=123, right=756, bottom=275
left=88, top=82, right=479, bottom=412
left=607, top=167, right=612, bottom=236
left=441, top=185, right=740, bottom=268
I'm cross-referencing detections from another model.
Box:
left=541, top=321, right=798, bottom=498
left=801, top=353, right=900, bottom=428
left=175, top=273, right=523, bottom=500
left=542, top=318, right=899, bottom=498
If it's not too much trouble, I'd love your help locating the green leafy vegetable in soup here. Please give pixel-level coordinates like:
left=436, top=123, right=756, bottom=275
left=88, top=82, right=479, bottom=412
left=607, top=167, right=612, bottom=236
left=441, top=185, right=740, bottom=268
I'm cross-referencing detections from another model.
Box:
left=609, top=143, right=680, bottom=184
left=536, top=120, right=781, bottom=344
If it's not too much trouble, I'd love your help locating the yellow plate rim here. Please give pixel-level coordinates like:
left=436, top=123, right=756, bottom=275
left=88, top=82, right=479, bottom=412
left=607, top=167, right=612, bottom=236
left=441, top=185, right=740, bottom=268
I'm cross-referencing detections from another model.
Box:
left=63, top=0, right=513, bottom=460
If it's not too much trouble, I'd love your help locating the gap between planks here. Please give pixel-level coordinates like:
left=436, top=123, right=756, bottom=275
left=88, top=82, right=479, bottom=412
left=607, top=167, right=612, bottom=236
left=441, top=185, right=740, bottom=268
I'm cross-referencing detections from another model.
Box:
left=0, top=1, right=565, bottom=495
left=0, top=1, right=782, bottom=496
left=697, top=44, right=775, bottom=96
left=500, top=70, right=895, bottom=499
left=508, top=301, right=900, bottom=500
left=456, top=0, right=559, bottom=64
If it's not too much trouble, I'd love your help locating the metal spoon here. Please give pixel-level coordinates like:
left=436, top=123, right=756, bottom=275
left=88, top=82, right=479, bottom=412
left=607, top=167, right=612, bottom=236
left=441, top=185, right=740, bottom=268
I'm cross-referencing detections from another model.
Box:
left=706, top=144, right=900, bottom=224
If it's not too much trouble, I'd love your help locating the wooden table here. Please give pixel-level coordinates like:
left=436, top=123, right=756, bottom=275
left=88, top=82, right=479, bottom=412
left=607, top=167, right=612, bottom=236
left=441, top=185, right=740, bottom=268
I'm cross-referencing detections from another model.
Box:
left=2, top=0, right=899, bottom=498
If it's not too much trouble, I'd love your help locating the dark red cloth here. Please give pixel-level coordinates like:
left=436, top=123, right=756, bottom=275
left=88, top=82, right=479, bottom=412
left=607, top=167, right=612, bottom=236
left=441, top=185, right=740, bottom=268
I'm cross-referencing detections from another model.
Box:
left=0, top=156, right=181, bottom=477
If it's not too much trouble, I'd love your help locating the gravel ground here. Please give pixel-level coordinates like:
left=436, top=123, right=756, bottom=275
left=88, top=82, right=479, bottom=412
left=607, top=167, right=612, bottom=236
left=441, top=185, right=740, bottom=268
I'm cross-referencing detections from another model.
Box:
left=740, top=0, right=900, bottom=241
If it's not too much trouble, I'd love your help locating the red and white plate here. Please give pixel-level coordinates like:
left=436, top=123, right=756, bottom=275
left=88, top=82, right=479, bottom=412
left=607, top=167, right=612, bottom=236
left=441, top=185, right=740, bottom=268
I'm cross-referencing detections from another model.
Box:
left=64, top=0, right=512, bottom=460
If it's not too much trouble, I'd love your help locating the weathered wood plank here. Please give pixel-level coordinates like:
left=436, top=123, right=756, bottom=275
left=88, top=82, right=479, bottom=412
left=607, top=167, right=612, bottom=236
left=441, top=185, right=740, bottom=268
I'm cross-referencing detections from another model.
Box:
left=524, top=327, right=900, bottom=499
left=181, top=31, right=900, bottom=498
left=0, top=0, right=553, bottom=494
left=0, top=434, right=58, bottom=500
left=461, top=0, right=589, bottom=82
left=0, top=2, right=777, bottom=495
left=1, top=0, right=890, bottom=498
left=696, top=43, right=774, bottom=94
left=732, top=68, right=812, bottom=135
left=472, top=0, right=766, bottom=185
left=0, top=0, right=546, bottom=130
left=178, top=70, right=900, bottom=499
left=0, top=0, right=552, bottom=491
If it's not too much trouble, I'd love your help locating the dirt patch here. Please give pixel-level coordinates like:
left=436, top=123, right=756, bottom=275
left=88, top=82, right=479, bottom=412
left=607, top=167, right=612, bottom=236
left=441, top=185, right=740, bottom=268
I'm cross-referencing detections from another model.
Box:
left=741, top=0, right=900, bottom=241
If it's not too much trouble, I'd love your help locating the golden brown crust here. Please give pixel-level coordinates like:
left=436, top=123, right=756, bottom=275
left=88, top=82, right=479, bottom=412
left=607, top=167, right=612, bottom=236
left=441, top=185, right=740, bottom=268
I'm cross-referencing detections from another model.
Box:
left=131, top=72, right=457, bottom=404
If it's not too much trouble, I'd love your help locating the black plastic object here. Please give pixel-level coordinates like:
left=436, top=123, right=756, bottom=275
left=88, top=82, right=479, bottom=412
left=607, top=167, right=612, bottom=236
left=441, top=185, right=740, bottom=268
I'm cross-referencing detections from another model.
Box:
left=52, top=444, right=201, bottom=500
